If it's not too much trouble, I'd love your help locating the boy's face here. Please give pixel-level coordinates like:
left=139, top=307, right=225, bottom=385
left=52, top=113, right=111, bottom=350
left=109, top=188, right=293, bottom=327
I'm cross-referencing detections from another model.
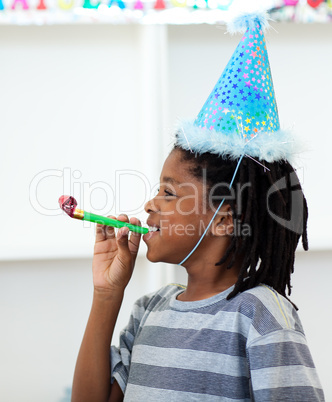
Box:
left=143, top=149, right=230, bottom=265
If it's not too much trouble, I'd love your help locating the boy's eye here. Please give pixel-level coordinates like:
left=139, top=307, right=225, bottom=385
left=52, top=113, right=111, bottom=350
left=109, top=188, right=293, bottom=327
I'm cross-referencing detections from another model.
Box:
left=155, top=188, right=176, bottom=197
left=164, top=189, right=176, bottom=197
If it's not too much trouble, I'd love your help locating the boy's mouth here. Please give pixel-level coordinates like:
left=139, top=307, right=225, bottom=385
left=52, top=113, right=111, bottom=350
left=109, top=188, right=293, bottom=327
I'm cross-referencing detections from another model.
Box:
left=147, top=219, right=160, bottom=232
left=149, top=226, right=160, bottom=232
left=144, top=221, right=161, bottom=242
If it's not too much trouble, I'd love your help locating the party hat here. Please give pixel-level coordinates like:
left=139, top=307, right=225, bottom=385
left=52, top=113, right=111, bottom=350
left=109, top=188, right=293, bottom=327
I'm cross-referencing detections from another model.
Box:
left=176, top=12, right=298, bottom=163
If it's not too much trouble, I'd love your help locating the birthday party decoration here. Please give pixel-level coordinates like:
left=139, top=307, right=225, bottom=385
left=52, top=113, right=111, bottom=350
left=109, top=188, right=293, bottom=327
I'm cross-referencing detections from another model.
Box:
left=176, top=11, right=298, bottom=163
left=307, top=0, right=324, bottom=7
left=269, top=0, right=332, bottom=22
left=0, top=0, right=331, bottom=24
left=58, top=0, right=74, bottom=9
left=11, top=0, right=29, bottom=9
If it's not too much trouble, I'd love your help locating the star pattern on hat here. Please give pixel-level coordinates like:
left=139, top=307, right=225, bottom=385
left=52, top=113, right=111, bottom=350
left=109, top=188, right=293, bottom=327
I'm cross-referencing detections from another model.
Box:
left=195, top=21, right=280, bottom=140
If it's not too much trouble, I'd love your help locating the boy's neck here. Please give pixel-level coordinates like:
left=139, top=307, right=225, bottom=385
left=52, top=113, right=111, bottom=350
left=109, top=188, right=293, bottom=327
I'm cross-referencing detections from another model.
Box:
left=177, top=262, right=240, bottom=302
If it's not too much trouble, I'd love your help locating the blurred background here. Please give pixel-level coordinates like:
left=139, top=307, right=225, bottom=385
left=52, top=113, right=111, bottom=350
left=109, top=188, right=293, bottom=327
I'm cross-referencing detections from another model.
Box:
left=0, top=0, right=331, bottom=401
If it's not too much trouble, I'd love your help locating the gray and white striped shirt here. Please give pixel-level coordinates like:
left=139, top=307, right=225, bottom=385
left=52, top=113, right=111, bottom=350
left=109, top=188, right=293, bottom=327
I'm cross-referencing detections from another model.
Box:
left=111, top=284, right=324, bottom=401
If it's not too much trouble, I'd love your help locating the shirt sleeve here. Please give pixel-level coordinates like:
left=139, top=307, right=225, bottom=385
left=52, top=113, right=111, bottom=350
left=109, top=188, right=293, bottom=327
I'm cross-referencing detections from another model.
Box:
left=247, top=329, right=325, bottom=401
left=110, top=292, right=155, bottom=393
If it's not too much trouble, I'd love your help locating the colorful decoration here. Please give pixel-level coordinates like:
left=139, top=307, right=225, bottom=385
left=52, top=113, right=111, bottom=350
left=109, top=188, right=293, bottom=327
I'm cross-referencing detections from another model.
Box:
left=176, top=12, right=298, bottom=163
left=58, top=0, right=74, bottom=10
left=154, top=0, right=166, bottom=10
left=11, top=0, right=29, bottom=10
left=108, top=0, right=126, bottom=9
left=0, top=0, right=331, bottom=24
left=83, top=0, right=100, bottom=9
left=36, top=0, right=46, bottom=9
left=217, top=0, right=234, bottom=10
left=133, top=0, right=143, bottom=9
left=284, top=0, right=299, bottom=5
left=196, top=15, right=279, bottom=138
left=170, top=0, right=187, bottom=8
left=307, top=0, right=324, bottom=7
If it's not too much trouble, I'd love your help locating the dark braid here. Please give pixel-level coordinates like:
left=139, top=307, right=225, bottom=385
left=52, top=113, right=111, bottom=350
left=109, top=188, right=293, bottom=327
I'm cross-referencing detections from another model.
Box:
left=174, top=146, right=308, bottom=309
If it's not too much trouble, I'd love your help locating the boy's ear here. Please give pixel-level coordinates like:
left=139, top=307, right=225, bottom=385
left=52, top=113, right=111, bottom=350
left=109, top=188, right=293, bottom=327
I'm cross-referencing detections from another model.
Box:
left=211, top=205, right=234, bottom=237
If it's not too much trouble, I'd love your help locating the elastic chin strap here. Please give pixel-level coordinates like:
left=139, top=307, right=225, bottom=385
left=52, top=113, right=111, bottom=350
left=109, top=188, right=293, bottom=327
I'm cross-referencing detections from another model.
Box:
left=178, top=154, right=244, bottom=266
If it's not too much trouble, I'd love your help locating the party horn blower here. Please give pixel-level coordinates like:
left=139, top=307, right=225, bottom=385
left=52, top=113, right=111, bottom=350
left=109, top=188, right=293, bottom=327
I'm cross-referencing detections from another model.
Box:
left=58, top=195, right=149, bottom=234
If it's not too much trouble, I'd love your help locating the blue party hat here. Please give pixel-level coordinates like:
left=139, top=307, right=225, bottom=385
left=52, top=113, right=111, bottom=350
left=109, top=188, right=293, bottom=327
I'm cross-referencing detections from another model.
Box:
left=176, top=12, right=298, bottom=163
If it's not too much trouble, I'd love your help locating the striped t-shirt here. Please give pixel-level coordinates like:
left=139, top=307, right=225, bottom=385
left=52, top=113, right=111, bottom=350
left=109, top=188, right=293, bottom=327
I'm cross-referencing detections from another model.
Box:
left=110, top=284, right=324, bottom=401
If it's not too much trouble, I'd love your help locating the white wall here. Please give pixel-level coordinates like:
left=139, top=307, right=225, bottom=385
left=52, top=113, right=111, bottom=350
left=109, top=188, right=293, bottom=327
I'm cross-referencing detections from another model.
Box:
left=0, top=24, right=169, bottom=260
left=1, top=22, right=331, bottom=402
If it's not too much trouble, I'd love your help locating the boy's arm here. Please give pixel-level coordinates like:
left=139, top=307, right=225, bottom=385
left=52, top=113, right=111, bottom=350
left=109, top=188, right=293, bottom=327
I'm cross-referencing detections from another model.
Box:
left=72, top=216, right=142, bottom=402
left=108, top=381, right=124, bottom=402
left=71, top=289, right=124, bottom=402
left=248, top=330, right=325, bottom=402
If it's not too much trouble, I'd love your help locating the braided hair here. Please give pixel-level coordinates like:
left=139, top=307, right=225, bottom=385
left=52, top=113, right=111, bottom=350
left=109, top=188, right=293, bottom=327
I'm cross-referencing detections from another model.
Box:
left=174, top=146, right=308, bottom=308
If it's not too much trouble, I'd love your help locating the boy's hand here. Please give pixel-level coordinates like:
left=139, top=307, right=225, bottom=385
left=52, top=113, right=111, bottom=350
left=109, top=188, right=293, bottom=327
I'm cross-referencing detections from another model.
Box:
left=92, top=215, right=142, bottom=293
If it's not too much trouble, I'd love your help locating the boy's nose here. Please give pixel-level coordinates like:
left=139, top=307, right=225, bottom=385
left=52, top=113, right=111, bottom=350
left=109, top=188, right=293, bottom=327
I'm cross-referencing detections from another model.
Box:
left=144, top=198, right=159, bottom=214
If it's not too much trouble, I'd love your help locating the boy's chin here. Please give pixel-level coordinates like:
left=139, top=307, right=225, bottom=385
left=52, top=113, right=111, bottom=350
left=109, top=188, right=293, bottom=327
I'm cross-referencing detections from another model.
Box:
left=146, top=250, right=178, bottom=265
left=146, top=251, right=166, bottom=263
left=146, top=248, right=160, bottom=263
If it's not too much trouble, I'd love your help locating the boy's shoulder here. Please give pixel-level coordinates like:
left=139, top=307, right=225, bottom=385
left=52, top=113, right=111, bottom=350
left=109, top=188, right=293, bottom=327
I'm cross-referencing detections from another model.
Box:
left=139, top=283, right=185, bottom=302
left=133, top=283, right=185, bottom=311
left=233, top=284, right=305, bottom=337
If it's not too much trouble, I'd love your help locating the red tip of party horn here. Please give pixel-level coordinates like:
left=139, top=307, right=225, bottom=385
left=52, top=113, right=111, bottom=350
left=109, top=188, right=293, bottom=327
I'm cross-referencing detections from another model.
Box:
left=58, top=195, right=78, bottom=218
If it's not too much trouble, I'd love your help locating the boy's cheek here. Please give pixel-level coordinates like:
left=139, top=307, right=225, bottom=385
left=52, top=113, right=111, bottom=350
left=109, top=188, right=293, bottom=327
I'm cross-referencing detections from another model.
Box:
left=159, top=223, right=200, bottom=238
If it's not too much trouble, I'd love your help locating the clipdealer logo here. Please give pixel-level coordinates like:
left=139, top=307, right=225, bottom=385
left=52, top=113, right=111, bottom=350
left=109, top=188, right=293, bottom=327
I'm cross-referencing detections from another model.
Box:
left=29, top=168, right=154, bottom=219
left=29, top=167, right=305, bottom=235
left=267, top=171, right=305, bottom=235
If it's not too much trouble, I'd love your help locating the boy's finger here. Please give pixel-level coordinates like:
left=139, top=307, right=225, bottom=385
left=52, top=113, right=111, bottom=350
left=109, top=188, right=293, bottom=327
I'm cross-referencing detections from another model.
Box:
left=129, top=217, right=141, bottom=231
left=95, top=216, right=117, bottom=242
left=128, top=217, right=142, bottom=256
left=117, top=214, right=129, bottom=223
